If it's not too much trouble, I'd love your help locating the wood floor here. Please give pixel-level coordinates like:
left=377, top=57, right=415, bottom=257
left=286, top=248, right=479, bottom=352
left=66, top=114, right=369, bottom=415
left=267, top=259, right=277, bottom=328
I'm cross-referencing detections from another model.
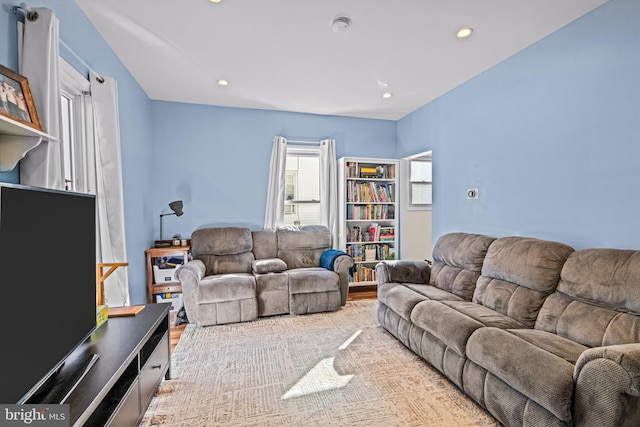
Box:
left=169, top=287, right=377, bottom=354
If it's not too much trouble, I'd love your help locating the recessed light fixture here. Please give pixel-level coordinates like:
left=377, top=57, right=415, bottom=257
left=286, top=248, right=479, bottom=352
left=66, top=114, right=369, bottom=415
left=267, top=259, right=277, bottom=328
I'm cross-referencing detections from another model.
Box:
left=209, top=0, right=222, bottom=3
left=217, top=79, right=229, bottom=86
left=457, top=27, right=473, bottom=39
left=382, top=92, right=393, bottom=99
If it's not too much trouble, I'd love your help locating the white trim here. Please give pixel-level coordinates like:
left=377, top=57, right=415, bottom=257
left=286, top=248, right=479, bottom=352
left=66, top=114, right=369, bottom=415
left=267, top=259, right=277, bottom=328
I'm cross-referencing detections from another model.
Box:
left=405, top=150, right=432, bottom=160
left=287, top=144, right=320, bottom=156
left=400, top=151, right=432, bottom=259
left=59, top=58, right=95, bottom=194
left=59, top=59, right=90, bottom=95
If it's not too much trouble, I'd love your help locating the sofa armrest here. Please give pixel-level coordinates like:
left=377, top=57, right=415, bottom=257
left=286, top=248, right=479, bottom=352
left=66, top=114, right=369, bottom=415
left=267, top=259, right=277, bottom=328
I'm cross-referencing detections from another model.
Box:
left=573, top=344, right=640, bottom=426
left=175, top=259, right=206, bottom=324
left=376, top=260, right=431, bottom=286
left=335, top=253, right=354, bottom=307
left=252, top=258, right=288, bottom=274
left=176, top=259, right=205, bottom=282
left=319, top=249, right=354, bottom=306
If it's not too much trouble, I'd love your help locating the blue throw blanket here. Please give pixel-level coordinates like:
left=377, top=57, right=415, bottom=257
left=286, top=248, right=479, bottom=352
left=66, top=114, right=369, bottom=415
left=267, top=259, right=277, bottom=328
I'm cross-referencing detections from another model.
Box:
left=320, top=249, right=351, bottom=271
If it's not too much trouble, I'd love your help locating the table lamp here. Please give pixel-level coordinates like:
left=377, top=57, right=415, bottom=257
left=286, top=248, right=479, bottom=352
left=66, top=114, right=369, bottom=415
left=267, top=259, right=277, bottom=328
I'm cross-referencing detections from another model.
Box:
left=156, top=200, right=183, bottom=247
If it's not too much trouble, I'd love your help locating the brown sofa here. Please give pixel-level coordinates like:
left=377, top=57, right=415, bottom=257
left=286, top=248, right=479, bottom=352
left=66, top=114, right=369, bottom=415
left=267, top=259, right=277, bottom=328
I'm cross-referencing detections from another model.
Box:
left=377, top=232, right=640, bottom=427
left=176, top=225, right=353, bottom=327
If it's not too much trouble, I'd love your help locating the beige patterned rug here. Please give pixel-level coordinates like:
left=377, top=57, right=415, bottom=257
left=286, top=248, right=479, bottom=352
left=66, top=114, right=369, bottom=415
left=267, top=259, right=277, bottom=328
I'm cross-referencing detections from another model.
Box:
left=140, top=300, right=499, bottom=427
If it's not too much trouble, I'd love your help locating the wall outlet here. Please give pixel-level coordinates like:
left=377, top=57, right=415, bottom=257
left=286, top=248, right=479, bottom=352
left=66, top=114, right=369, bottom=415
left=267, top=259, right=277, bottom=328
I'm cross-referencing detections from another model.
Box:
left=467, top=188, right=479, bottom=199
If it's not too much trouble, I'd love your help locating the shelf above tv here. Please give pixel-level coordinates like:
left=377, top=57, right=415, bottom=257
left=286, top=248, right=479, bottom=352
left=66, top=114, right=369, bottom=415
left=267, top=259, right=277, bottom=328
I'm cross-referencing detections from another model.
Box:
left=0, top=114, right=57, bottom=172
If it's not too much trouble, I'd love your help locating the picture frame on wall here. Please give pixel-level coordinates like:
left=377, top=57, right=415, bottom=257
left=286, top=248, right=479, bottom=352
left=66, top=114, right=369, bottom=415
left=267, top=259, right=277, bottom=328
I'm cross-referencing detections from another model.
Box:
left=0, top=64, right=42, bottom=131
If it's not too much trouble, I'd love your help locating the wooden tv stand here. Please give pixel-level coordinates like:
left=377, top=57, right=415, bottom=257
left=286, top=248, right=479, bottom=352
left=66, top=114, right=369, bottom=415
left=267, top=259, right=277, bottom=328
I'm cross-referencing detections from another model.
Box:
left=29, top=303, right=171, bottom=426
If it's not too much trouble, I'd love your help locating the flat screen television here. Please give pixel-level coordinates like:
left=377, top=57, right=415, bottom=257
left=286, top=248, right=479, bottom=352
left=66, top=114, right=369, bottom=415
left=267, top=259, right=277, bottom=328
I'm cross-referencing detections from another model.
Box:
left=0, top=183, right=97, bottom=404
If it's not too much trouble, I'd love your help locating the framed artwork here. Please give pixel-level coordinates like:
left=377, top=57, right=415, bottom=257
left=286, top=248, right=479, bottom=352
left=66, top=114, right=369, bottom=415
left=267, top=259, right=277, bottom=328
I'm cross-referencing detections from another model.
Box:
left=0, top=64, right=42, bottom=131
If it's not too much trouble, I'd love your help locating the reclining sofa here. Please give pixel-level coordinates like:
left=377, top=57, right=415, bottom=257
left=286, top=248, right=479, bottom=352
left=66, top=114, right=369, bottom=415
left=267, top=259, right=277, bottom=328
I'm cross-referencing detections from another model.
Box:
left=176, top=225, right=353, bottom=327
left=377, top=232, right=640, bottom=427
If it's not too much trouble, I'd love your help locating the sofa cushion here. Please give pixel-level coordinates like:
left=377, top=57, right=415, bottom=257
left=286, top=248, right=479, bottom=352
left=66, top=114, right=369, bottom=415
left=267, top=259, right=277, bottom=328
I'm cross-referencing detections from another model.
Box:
left=287, top=267, right=339, bottom=294
left=252, top=258, right=288, bottom=274
left=430, top=232, right=497, bottom=300
left=377, top=283, right=428, bottom=322
left=507, top=329, right=588, bottom=364
left=536, top=248, right=640, bottom=347
left=198, top=252, right=254, bottom=275
left=559, top=249, right=640, bottom=313
left=288, top=267, right=340, bottom=315
left=192, top=227, right=255, bottom=275
left=192, top=227, right=253, bottom=256
left=252, top=230, right=278, bottom=259
left=277, top=225, right=330, bottom=269
left=467, top=327, right=576, bottom=423
left=473, top=236, right=574, bottom=328
left=411, top=300, right=525, bottom=357
left=405, top=284, right=465, bottom=302
left=198, top=273, right=256, bottom=303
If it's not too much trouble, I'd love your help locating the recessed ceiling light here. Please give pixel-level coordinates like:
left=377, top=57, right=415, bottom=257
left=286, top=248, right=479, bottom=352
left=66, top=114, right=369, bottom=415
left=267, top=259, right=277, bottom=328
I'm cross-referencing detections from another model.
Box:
left=382, top=92, right=393, bottom=99
left=209, top=0, right=222, bottom=3
left=217, top=79, right=229, bottom=86
left=457, top=27, right=473, bottom=39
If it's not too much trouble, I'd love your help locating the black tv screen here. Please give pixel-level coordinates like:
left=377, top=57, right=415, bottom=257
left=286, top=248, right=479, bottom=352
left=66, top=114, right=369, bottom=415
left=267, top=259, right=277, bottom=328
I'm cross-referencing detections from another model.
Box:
left=0, top=183, right=97, bottom=404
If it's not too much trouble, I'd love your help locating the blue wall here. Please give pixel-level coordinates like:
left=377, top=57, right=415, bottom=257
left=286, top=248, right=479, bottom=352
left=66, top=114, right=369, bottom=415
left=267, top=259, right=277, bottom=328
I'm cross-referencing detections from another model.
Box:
left=0, top=1, right=397, bottom=304
left=2, top=0, right=638, bottom=304
left=398, top=0, right=640, bottom=250
left=0, top=0, right=155, bottom=305
left=150, top=101, right=397, bottom=239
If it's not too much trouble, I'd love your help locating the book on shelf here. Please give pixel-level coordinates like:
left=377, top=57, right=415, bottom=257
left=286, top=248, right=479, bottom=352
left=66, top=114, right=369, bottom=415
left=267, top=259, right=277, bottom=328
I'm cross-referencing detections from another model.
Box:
left=379, top=226, right=394, bottom=241
left=347, top=205, right=395, bottom=220
left=346, top=182, right=395, bottom=203
left=350, top=263, right=377, bottom=283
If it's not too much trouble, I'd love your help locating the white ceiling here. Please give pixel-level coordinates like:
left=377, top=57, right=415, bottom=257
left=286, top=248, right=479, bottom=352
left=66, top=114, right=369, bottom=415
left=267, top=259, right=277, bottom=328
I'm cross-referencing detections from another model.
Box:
left=74, top=0, right=608, bottom=121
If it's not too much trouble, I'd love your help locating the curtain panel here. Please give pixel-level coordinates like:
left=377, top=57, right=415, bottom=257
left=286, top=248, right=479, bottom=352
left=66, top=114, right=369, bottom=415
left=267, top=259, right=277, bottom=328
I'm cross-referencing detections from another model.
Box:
left=18, top=8, right=63, bottom=189
left=264, top=136, right=287, bottom=230
left=91, top=71, right=130, bottom=307
left=320, top=139, right=338, bottom=246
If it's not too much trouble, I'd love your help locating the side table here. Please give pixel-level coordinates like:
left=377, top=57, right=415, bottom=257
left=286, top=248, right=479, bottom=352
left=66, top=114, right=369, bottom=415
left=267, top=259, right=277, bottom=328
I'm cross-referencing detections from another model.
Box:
left=145, top=245, right=190, bottom=304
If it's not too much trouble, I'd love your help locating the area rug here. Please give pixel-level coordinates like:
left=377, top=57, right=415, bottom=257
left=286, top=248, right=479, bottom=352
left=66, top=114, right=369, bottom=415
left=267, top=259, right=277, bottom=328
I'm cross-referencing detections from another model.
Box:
left=140, top=300, right=499, bottom=427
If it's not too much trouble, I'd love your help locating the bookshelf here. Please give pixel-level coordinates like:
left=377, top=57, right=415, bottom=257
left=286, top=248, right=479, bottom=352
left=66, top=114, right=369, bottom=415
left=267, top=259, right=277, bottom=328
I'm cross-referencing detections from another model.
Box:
left=338, top=157, right=400, bottom=287
left=145, top=245, right=190, bottom=305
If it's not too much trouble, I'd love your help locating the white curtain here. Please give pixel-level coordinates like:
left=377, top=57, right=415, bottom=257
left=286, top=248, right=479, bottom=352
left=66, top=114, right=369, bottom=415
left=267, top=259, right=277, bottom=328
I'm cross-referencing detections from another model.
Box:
left=320, top=139, right=339, bottom=245
left=91, top=71, right=130, bottom=307
left=264, top=136, right=287, bottom=230
left=18, top=8, right=63, bottom=189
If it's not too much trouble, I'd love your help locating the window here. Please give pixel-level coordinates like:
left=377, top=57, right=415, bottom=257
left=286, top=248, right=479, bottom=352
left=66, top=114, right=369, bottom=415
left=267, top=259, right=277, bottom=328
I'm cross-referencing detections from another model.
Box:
left=284, top=171, right=297, bottom=215
left=409, top=156, right=432, bottom=208
left=59, top=60, right=94, bottom=193
left=284, top=146, right=321, bottom=226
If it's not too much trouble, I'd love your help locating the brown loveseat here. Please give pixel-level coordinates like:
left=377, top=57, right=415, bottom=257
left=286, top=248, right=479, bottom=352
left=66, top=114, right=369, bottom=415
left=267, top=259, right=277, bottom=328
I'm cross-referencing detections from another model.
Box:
left=377, top=232, right=640, bottom=427
left=176, top=225, right=353, bottom=327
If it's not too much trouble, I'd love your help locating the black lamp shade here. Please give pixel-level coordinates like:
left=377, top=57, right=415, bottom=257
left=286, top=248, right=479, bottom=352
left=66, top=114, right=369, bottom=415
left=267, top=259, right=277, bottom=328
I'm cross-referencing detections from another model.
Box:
left=169, top=200, right=183, bottom=216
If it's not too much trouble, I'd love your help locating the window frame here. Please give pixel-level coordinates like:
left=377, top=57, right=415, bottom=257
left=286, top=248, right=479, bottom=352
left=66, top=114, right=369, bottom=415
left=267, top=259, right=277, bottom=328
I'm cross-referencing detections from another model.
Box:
left=407, top=154, right=432, bottom=210
left=283, top=145, right=322, bottom=226
left=59, top=59, right=95, bottom=194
